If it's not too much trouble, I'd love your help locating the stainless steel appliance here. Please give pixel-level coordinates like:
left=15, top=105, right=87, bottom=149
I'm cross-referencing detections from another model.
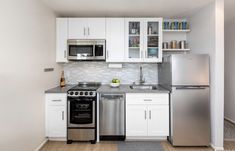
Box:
left=99, top=93, right=125, bottom=140
left=67, top=39, right=106, bottom=61
left=158, top=54, right=210, bottom=146
left=67, top=82, right=101, bottom=144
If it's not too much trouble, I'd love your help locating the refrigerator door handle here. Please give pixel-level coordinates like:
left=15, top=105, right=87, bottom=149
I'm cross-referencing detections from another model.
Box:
left=176, top=86, right=206, bottom=90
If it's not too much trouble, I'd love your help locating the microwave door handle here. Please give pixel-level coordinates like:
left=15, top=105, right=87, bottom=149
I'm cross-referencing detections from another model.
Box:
left=93, top=44, right=95, bottom=58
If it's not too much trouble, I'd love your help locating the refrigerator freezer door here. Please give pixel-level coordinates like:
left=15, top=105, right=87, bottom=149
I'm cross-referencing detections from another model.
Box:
left=172, top=54, right=209, bottom=86
left=170, top=87, right=210, bottom=146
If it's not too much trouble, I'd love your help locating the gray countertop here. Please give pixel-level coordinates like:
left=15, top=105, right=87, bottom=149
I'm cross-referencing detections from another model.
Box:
left=97, top=84, right=170, bottom=94
left=45, top=84, right=169, bottom=94
left=45, top=85, right=75, bottom=93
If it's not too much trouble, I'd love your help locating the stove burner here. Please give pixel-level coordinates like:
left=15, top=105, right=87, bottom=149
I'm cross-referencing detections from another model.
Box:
left=68, top=82, right=101, bottom=97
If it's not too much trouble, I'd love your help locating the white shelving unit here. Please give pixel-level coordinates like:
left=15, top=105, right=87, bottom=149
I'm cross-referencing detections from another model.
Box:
left=162, top=19, right=190, bottom=53
left=163, top=29, right=191, bottom=33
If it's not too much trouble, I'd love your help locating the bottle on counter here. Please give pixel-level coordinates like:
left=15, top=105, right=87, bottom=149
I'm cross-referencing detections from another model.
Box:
left=60, top=71, right=66, bottom=87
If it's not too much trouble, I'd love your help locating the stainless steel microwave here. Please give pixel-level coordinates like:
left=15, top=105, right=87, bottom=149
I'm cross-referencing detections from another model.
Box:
left=67, top=39, right=106, bottom=61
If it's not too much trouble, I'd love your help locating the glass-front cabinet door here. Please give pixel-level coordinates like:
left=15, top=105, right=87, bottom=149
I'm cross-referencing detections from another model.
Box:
left=125, top=18, right=162, bottom=62
left=144, top=18, right=162, bottom=62
left=125, top=18, right=144, bottom=62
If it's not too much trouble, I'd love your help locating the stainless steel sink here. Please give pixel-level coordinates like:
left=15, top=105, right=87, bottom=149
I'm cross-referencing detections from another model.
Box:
left=130, top=85, right=158, bottom=90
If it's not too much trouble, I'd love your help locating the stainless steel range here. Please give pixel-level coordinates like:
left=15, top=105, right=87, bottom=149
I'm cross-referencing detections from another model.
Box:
left=67, top=82, right=101, bottom=144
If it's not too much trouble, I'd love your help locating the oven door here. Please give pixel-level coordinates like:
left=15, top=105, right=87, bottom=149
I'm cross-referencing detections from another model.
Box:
left=68, top=98, right=95, bottom=128
left=67, top=40, right=95, bottom=60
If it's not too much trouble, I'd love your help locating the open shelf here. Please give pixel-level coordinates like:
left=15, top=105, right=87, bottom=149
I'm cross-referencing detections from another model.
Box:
left=148, top=34, right=159, bottom=36
left=163, top=29, right=191, bottom=33
left=163, top=49, right=190, bottom=52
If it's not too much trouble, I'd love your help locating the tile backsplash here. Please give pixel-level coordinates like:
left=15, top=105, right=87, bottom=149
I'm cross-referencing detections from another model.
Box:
left=63, top=62, right=158, bottom=84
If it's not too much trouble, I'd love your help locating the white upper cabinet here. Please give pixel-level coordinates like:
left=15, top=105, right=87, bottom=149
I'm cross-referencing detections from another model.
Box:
left=125, top=18, right=162, bottom=63
left=56, top=18, right=68, bottom=63
left=86, top=18, right=106, bottom=39
left=68, top=18, right=87, bottom=39
left=106, top=18, right=125, bottom=62
left=144, top=18, right=162, bottom=62
left=125, top=18, right=144, bottom=62
left=68, top=18, right=106, bottom=39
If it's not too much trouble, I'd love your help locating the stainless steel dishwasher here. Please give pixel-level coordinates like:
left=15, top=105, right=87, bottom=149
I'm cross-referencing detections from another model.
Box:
left=99, top=93, right=125, bottom=140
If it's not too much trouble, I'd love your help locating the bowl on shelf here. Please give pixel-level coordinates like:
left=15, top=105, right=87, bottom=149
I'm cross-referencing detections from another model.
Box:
left=110, top=82, right=120, bottom=88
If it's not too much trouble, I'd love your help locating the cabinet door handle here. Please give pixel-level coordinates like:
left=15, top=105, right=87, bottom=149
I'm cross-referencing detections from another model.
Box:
left=149, top=110, right=151, bottom=119
left=144, top=99, right=152, bottom=102
left=62, top=111, right=64, bottom=120
left=145, top=110, right=147, bottom=120
left=107, top=50, right=109, bottom=59
left=88, top=27, right=90, bottom=35
left=52, top=100, right=62, bottom=102
left=64, top=50, right=67, bottom=58
left=145, top=51, right=147, bottom=58
left=84, top=27, right=85, bottom=35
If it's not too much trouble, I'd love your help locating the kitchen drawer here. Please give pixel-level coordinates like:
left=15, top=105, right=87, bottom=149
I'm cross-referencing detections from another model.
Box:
left=126, top=93, right=169, bottom=105
left=46, top=93, right=67, bottom=106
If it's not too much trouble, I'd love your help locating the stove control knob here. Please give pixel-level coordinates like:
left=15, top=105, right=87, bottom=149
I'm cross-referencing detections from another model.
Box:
left=80, top=92, right=83, bottom=95
left=75, top=92, right=78, bottom=95
left=89, top=92, right=93, bottom=95
left=85, top=92, right=88, bottom=95
left=69, top=91, right=74, bottom=95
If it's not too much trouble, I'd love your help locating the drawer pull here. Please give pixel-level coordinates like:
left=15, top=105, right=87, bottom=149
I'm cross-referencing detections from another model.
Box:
left=144, top=99, right=152, bottom=101
left=52, top=100, right=62, bottom=102
left=145, top=110, right=147, bottom=120
left=62, top=111, right=64, bottom=120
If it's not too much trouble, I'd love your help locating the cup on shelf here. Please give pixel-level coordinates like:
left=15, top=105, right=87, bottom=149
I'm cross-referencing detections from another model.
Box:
left=171, top=40, right=178, bottom=49
left=182, top=22, right=188, bottom=30
left=162, top=42, right=168, bottom=49
left=179, top=40, right=187, bottom=49
left=163, top=22, right=170, bottom=30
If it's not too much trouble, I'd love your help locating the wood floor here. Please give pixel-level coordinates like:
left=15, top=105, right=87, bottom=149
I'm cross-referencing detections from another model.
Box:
left=40, top=141, right=235, bottom=151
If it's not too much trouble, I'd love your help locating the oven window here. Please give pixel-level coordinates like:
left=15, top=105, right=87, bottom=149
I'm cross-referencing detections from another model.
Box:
left=69, top=45, right=93, bottom=56
left=70, top=100, right=93, bottom=124
left=95, top=45, right=104, bottom=56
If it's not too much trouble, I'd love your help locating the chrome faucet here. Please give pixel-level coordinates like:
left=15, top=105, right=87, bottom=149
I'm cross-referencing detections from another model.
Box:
left=139, top=66, right=145, bottom=85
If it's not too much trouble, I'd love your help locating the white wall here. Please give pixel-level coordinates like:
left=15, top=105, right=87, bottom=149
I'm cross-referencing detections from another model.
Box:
left=0, top=0, right=61, bottom=151
left=224, top=19, right=235, bottom=122
left=188, top=0, right=224, bottom=149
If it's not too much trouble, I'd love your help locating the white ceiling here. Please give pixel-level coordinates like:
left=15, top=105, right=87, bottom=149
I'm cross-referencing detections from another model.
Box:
left=42, top=0, right=214, bottom=18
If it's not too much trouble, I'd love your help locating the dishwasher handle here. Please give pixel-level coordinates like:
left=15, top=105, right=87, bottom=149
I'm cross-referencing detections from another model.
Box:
left=100, top=94, right=125, bottom=100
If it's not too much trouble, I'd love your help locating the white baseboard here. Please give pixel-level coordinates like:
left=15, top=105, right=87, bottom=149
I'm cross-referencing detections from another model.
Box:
left=210, top=143, right=224, bottom=151
left=225, top=117, right=235, bottom=124
left=48, top=137, right=66, bottom=141
left=35, top=138, right=48, bottom=151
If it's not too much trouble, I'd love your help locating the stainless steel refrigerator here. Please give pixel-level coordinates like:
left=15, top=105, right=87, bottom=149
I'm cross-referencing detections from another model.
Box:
left=158, top=54, right=210, bottom=146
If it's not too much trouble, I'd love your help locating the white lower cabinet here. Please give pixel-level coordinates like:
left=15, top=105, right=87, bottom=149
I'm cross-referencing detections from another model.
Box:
left=126, top=105, right=148, bottom=136
left=147, top=105, right=169, bottom=136
left=126, top=93, right=169, bottom=139
left=45, top=93, right=67, bottom=139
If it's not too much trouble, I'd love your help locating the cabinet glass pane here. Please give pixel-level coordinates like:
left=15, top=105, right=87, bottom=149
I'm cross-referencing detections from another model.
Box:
left=128, top=22, right=140, bottom=59
left=147, top=22, right=159, bottom=59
